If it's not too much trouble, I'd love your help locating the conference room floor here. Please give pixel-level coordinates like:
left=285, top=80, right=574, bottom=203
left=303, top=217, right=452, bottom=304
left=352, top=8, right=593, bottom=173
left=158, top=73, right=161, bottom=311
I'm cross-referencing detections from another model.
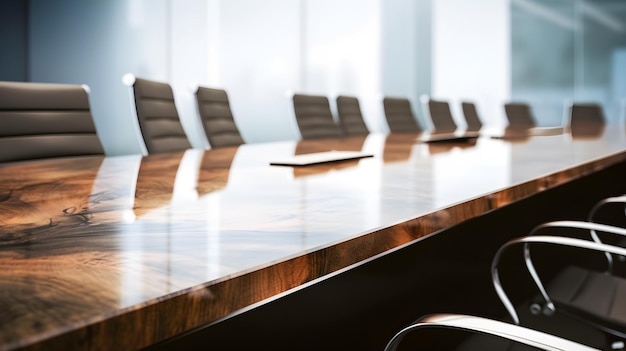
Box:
left=1, top=127, right=626, bottom=351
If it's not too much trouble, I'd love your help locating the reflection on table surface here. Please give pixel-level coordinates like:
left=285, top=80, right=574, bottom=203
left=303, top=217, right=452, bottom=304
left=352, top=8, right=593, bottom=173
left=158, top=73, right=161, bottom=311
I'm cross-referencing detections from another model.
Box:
left=1, top=128, right=625, bottom=351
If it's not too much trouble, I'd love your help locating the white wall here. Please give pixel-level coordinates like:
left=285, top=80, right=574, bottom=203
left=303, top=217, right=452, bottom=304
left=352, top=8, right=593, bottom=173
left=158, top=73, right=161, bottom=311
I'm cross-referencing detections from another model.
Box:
left=170, top=0, right=211, bottom=149
left=304, top=0, right=382, bottom=132
left=432, top=0, right=511, bottom=128
left=209, top=0, right=383, bottom=141
left=212, top=0, right=302, bottom=143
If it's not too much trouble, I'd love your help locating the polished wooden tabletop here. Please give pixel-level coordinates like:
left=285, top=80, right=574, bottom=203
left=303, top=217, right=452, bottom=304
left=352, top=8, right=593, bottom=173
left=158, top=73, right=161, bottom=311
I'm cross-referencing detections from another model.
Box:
left=1, top=128, right=626, bottom=351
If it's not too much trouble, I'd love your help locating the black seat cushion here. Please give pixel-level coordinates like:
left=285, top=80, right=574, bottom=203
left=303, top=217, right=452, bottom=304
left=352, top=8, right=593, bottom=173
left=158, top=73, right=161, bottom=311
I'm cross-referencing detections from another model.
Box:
left=546, top=265, right=626, bottom=334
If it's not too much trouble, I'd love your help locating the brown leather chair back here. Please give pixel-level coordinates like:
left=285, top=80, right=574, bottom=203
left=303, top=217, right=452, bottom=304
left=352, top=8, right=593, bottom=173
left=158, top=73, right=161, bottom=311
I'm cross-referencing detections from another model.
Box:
left=504, top=102, right=536, bottom=128
left=569, top=103, right=605, bottom=125
left=568, top=103, right=606, bottom=139
left=382, top=97, right=423, bottom=133
left=0, top=81, right=104, bottom=163
left=426, top=99, right=457, bottom=133
left=130, top=77, right=191, bottom=154
left=461, top=102, right=483, bottom=131
left=336, top=95, right=369, bottom=136
left=292, top=94, right=344, bottom=139
left=195, top=87, right=244, bottom=148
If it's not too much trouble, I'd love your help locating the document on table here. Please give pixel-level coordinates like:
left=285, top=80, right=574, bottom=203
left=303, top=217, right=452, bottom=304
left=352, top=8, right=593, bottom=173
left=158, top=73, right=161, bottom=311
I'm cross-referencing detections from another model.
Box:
left=270, top=151, right=374, bottom=167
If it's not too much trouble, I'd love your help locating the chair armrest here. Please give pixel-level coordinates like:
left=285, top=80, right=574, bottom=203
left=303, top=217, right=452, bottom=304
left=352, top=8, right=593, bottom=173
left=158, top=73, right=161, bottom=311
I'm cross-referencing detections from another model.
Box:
left=491, top=235, right=626, bottom=325
left=589, top=195, right=626, bottom=222
left=384, top=313, right=599, bottom=351
left=530, top=220, right=626, bottom=272
left=530, top=220, right=626, bottom=238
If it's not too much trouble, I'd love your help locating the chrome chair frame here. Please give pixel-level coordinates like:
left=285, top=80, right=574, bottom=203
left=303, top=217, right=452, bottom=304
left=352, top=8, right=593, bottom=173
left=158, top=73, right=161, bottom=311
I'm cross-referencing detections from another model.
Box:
left=492, top=235, right=626, bottom=340
left=384, top=313, right=599, bottom=351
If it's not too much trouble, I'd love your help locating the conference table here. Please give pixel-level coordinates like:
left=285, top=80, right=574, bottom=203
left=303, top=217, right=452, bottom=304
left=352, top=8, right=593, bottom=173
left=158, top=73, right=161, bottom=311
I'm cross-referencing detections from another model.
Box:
left=1, top=127, right=626, bottom=350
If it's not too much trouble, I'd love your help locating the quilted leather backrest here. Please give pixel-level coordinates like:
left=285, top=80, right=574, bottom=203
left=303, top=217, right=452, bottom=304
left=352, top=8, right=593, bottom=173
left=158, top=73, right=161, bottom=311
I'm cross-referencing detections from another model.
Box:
left=0, top=81, right=104, bottom=163
left=382, top=97, right=423, bottom=133
left=461, top=102, right=483, bottom=131
left=195, top=87, right=244, bottom=148
left=132, top=77, right=191, bottom=154
left=336, top=95, right=369, bottom=136
left=292, top=94, right=344, bottom=139
left=427, top=99, right=457, bottom=133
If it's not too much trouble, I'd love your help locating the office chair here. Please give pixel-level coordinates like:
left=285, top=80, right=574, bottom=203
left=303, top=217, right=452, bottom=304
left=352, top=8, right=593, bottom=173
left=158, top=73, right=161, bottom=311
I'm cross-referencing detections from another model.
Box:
left=382, top=97, right=423, bottom=134
left=584, top=194, right=626, bottom=246
left=566, top=103, right=606, bottom=139
left=124, top=74, right=192, bottom=154
left=504, top=102, right=537, bottom=129
left=0, top=81, right=105, bottom=163
left=336, top=95, right=369, bottom=136
left=493, top=234, right=626, bottom=349
left=461, top=102, right=484, bottom=132
left=292, top=94, right=344, bottom=139
left=386, top=235, right=626, bottom=350
left=421, top=95, right=457, bottom=133
left=195, top=86, right=245, bottom=148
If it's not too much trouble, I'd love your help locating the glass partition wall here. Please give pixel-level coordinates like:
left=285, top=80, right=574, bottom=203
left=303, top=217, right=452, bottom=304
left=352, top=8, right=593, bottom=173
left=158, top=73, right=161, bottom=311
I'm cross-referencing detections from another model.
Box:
left=511, top=0, right=626, bottom=126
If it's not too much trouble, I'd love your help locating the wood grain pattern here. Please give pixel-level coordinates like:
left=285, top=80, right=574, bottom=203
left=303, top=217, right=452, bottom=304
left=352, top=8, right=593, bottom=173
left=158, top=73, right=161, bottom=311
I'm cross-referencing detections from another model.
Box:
left=1, top=129, right=626, bottom=351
